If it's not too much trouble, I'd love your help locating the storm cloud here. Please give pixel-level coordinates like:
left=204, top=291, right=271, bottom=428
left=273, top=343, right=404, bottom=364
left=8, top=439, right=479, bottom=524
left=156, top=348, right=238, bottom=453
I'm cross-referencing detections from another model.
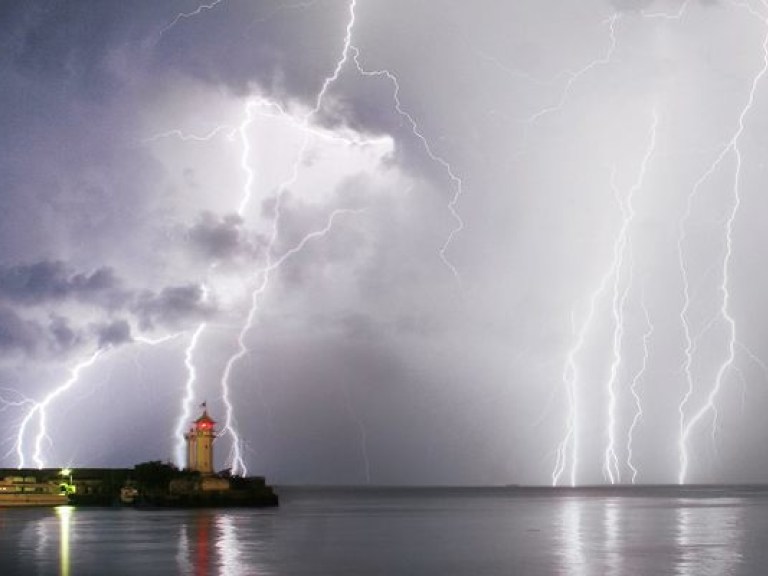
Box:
left=94, top=319, right=133, bottom=348
left=133, top=284, right=215, bottom=330
left=0, top=307, right=43, bottom=355
left=0, top=261, right=121, bottom=307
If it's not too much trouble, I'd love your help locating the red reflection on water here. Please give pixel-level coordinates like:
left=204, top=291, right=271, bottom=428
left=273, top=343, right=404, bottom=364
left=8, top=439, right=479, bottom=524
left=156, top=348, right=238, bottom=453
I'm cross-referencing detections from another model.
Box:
left=196, top=513, right=212, bottom=576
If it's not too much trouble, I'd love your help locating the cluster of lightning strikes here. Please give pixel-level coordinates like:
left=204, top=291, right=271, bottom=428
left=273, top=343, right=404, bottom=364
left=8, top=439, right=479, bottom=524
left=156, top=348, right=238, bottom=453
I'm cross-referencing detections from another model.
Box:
left=676, top=2, right=768, bottom=484
left=553, top=0, right=768, bottom=486
left=14, top=349, right=105, bottom=469
left=12, top=332, right=187, bottom=469
left=552, top=110, right=658, bottom=487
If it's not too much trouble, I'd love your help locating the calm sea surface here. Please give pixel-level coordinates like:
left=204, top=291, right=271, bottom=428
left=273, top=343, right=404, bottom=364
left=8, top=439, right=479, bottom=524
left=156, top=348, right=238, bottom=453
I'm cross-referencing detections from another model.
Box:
left=1, top=486, right=767, bottom=575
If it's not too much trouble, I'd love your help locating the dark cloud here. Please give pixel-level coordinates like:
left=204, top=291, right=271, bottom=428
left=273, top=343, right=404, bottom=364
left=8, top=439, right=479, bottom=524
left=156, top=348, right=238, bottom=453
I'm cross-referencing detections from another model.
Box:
left=3, top=1, right=164, bottom=101
left=133, top=284, right=214, bottom=330
left=187, top=212, right=252, bottom=260
left=93, top=319, right=132, bottom=348
left=0, top=261, right=122, bottom=307
left=0, top=308, right=128, bottom=359
left=48, top=315, right=80, bottom=352
left=0, top=307, right=43, bottom=355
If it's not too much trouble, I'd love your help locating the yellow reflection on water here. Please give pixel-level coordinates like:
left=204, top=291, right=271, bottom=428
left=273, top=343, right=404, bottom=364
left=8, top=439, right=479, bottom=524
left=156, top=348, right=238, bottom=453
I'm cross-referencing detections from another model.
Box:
left=56, top=506, right=73, bottom=576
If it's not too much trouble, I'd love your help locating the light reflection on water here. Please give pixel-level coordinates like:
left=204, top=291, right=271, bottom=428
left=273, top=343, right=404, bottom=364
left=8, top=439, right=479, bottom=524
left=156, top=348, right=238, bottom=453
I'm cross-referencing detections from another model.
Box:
left=56, top=506, right=72, bottom=576
left=0, top=488, right=767, bottom=575
left=549, top=489, right=758, bottom=576
left=603, top=498, right=620, bottom=576
left=216, top=514, right=243, bottom=576
left=675, top=497, right=745, bottom=576
left=555, top=496, right=626, bottom=576
left=177, top=522, right=192, bottom=575
left=558, top=497, right=586, bottom=576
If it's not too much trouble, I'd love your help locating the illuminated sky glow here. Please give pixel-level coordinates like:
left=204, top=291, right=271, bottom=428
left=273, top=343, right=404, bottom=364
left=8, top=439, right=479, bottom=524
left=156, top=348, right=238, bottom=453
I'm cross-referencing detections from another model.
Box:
left=1, top=0, right=768, bottom=485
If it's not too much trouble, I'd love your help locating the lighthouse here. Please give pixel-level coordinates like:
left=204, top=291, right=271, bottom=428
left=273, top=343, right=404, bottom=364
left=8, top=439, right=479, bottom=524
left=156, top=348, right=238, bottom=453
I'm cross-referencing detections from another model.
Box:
left=185, top=407, right=216, bottom=475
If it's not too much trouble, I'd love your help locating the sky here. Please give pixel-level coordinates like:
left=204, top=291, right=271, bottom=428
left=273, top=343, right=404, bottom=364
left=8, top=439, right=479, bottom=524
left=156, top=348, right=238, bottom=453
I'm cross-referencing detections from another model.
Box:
left=1, top=0, right=768, bottom=486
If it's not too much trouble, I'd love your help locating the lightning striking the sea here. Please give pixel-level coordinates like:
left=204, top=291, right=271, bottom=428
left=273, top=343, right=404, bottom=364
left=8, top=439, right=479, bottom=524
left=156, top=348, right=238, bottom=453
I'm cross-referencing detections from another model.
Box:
left=626, top=289, right=654, bottom=484
left=553, top=109, right=658, bottom=486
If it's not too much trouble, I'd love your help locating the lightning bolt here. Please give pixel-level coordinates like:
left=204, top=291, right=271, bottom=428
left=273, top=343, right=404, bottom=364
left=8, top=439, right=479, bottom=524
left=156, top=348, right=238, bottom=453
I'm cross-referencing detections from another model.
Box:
left=527, top=13, right=619, bottom=124
left=236, top=101, right=260, bottom=218
left=0, top=388, right=35, bottom=460
left=313, top=0, right=356, bottom=113
left=737, top=340, right=768, bottom=382
left=0, top=388, right=34, bottom=415
left=160, top=0, right=225, bottom=37
left=173, top=323, right=207, bottom=468
left=626, top=287, right=654, bottom=484
left=677, top=13, right=768, bottom=484
left=349, top=46, right=465, bottom=283
left=133, top=332, right=185, bottom=346
left=161, top=0, right=326, bottom=37
left=141, top=126, right=237, bottom=145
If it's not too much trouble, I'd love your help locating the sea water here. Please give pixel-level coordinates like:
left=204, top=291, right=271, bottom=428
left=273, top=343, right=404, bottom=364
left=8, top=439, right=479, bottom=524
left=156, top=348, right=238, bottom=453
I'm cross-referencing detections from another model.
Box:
left=1, top=486, right=767, bottom=575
